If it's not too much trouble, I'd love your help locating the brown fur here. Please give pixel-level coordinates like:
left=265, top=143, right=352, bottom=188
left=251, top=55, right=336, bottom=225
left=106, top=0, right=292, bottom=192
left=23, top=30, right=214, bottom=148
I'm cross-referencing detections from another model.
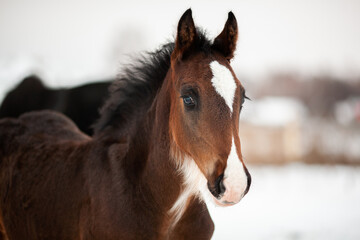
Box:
left=213, top=12, right=238, bottom=60
left=0, top=9, right=249, bottom=240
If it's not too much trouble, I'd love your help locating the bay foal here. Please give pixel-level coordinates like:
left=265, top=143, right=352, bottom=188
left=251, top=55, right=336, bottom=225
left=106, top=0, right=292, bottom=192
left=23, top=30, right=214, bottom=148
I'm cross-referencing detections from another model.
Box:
left=0, top=9, right=251, bottom=240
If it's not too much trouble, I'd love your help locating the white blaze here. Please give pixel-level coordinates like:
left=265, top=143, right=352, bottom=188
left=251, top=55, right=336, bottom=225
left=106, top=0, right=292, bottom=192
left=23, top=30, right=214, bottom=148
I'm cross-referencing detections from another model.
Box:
left=210, top=61, right=247, bottom=203
left=222, top=138, right=248, bottom=203
left=210, top=61, right=236, bottom=113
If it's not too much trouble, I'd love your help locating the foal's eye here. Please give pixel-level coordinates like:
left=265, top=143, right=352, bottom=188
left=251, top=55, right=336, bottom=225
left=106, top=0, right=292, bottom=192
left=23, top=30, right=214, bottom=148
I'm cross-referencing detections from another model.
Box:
left=181, top=95, right=196, bottom=108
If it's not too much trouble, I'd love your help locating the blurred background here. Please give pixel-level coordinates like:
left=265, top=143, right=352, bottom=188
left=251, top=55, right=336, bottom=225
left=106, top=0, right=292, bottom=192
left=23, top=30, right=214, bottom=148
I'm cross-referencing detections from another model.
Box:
left=0, top=0, right=359, bottom=239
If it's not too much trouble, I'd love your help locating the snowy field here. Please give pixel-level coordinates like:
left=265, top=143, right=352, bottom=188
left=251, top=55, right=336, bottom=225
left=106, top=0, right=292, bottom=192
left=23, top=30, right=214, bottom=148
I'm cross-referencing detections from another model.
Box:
left=207, top=164, right=360, bottom=240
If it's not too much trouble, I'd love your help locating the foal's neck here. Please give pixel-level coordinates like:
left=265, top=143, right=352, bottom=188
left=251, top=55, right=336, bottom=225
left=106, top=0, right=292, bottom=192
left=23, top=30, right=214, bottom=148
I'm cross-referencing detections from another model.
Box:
left=131, top=71, right=189, bottom=230
left=142, top=71, right=182, bottom=204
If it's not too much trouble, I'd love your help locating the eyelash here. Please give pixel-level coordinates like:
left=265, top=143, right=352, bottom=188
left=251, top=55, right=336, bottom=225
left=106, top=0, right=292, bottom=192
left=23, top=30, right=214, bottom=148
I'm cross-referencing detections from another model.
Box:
left=240, top=94, right=250, bottom=110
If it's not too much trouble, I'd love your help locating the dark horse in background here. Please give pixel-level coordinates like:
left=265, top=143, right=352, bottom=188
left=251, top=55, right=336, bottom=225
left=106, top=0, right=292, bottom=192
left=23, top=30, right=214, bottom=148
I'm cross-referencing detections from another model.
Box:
left=0, top=75, right=111, bottom=135
left=0, top=9, right=251, bottom=240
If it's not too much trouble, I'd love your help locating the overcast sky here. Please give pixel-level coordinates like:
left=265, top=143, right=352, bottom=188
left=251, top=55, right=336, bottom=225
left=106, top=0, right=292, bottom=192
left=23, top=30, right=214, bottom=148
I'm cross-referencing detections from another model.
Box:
left=0, top=0, right=360, bottom=92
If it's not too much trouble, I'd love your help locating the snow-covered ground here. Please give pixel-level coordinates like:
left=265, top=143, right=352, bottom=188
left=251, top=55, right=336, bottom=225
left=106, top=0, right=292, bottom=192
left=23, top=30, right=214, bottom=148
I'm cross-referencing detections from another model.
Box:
left=207, top=164, right=360, bottom=240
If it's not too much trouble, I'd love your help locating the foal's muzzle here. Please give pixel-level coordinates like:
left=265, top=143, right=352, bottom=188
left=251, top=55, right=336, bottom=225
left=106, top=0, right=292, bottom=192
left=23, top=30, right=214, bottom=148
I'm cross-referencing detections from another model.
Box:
left=208, top=169, right=251, bottom=207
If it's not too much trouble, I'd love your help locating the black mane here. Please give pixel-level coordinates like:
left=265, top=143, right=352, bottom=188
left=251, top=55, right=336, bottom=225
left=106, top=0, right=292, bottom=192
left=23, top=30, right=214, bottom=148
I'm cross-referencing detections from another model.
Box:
left=94, top=30, right=212, bottom=139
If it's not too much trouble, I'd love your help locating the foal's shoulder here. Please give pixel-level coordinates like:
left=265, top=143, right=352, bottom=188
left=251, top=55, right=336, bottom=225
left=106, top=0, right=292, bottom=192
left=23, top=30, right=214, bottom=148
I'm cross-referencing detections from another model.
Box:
left=0, top=110, right=90, bottom=142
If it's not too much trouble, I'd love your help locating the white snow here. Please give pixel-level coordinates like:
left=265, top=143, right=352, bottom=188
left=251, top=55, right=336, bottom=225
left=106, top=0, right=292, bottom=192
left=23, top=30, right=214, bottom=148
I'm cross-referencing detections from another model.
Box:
left=207, top=164, right=360, bottom=240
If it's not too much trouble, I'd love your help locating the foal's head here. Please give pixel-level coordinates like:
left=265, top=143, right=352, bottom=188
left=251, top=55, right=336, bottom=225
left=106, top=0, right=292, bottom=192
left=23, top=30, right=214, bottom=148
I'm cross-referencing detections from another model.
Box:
left=169, top=9, right=251, bottom=206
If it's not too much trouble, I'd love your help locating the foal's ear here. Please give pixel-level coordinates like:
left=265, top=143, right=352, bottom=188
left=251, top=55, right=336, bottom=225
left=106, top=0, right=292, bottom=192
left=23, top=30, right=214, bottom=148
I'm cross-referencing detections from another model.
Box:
left=212, top=12, right=238, bottom=60
left=173, top=9, right=197, bottom=59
